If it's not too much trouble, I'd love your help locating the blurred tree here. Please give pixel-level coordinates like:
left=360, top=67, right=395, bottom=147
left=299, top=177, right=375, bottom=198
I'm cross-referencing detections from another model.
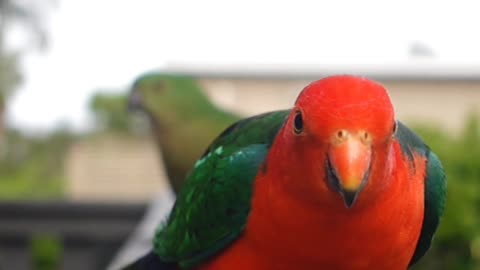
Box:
left=0, top=50, right=20, bottom=146
left=0, top=0, right=51, bottom=47
left=89, top=92, right=132, bottom=133
left=0, top=0, right=53, bottom=146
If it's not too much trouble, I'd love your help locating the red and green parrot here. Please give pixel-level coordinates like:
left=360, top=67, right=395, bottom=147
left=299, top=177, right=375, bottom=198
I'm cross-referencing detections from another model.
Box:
left=122, top=75, right=446, bottom=270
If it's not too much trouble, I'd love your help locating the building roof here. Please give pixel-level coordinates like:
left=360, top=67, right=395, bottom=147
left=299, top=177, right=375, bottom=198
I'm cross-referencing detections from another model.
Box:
left=164, top=61, right=480, bottom=81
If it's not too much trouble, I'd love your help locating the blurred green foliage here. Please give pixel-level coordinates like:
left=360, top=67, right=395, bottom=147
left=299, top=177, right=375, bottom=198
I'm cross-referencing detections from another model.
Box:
left=30, top=234, right=63, bottom=270
left=0, top=128, right=74, bottom=199
left=411, top=114, right=480, bottom=270
left=0, top=90, right=133, bottom=200
left=0, top=0, right=55, bottom=201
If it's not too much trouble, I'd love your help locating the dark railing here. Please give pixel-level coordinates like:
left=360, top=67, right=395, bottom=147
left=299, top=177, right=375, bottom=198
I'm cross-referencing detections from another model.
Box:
left=0, top=201, right=147, bottom=270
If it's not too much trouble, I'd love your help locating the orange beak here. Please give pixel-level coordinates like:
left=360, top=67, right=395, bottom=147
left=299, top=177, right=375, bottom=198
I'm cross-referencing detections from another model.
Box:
left=327, top=135, right=372, bottom=208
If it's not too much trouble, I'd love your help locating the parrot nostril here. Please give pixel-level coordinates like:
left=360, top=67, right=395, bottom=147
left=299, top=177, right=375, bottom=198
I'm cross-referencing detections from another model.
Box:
left=332, top=129, right=350, bottom=144
left=360, top=131, right=373, bottom=145
left=336, top=129, right=348, bottom=141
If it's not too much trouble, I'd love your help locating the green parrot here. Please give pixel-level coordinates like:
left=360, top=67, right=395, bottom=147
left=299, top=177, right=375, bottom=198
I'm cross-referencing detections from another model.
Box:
left=128, top=73, right=239, bottom=194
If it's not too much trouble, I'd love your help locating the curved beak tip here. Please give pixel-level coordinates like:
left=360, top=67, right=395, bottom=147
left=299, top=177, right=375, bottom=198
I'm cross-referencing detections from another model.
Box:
left=327, top=135, right=372, bottom=209
left=341, top=190, right=358, bottom=208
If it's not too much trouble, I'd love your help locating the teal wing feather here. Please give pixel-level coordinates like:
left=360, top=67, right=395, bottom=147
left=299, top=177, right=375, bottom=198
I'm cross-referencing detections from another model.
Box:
left=394, top=121, right=447, bottom=267
left=153, top=110, right=290, bottom=269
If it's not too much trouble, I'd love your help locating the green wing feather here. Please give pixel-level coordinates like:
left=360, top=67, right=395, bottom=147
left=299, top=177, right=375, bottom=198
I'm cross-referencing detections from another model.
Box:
left=153, top=110, right=290, bottom=269
left=394, top=121, right=447, bottom=267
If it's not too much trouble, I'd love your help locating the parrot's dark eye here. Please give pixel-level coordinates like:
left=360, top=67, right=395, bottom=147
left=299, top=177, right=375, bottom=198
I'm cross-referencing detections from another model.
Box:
left=392, top=121, right=398, bottom=134
left=293, top=111, right=303, bottom=134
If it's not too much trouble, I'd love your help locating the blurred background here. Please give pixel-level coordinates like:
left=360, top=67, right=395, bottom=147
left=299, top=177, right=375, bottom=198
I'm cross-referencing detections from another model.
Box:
left=1, top=0, right=480, bottom=269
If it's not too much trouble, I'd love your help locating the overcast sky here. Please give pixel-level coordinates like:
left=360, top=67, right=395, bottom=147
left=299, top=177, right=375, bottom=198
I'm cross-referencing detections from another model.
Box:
left=6, top=0, right=480, bottom=133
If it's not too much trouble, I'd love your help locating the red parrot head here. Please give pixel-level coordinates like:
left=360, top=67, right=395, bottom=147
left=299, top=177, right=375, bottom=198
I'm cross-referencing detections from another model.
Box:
left=277, top=75, right=396, bottom=209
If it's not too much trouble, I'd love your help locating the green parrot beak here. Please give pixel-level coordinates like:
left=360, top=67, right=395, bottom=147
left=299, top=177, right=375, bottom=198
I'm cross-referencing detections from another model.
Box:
left=127, top=87, right=144, bottom=111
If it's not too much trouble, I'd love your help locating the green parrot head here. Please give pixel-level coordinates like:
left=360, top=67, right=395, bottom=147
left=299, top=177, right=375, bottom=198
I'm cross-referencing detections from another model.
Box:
left=128, top=72, right=215, bottom=123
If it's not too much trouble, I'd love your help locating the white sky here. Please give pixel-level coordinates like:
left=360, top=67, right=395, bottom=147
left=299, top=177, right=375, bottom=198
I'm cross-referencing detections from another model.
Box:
left=6, top=0, right=480, bottom=133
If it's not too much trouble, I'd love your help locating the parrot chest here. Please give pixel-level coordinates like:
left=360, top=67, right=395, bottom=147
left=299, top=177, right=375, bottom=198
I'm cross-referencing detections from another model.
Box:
left=198, top=156, right=426, bottom=270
